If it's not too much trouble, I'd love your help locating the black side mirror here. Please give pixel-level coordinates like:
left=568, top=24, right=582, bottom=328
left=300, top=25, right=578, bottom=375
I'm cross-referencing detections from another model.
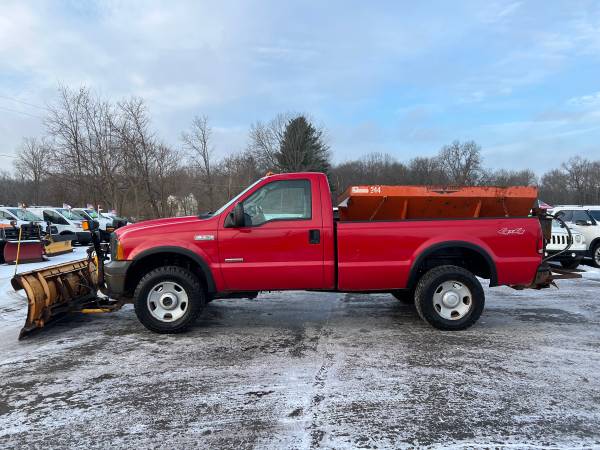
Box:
left=225, top=203, right=245, bottom=228
left=575, top=219, right=590, bottom=226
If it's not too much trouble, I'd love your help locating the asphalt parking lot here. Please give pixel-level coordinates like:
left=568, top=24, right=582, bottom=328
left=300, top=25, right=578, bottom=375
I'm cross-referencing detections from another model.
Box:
left=1, top=256, right=599, bottom=448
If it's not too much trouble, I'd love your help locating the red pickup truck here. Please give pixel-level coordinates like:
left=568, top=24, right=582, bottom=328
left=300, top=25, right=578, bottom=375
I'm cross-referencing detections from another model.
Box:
left=103, top=172, right=548, bottom=333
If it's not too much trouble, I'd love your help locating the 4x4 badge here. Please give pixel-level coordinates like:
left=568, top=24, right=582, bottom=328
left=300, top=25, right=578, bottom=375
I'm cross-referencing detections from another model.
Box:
left=497, top=227, right=525, bottom=236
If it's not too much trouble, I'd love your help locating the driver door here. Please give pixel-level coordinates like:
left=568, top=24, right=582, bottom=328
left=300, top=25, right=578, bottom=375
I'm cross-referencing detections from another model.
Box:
left=218, top=178, right=325, bottom=291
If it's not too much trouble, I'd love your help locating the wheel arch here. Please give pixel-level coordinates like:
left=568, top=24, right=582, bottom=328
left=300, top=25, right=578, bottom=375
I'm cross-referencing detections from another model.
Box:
left=407, top=241, right=498, bottom=289
left=124, top=246, right=216, bottom=297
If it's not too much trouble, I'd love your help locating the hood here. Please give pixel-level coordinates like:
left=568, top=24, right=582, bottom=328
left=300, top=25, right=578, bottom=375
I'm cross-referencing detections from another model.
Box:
left=116, top=215, right=212, bottom=238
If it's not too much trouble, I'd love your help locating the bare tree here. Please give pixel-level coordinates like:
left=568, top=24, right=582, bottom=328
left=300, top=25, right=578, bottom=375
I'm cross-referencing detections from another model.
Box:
left=182, top=115, right=216, bottom=211
left=247, top=113, right=291, bottom=172
left=116, top=97, right=162, bottom=218
left=14, top=137, right=48, bottom=204
left=438, top=140, right=483, bottom=185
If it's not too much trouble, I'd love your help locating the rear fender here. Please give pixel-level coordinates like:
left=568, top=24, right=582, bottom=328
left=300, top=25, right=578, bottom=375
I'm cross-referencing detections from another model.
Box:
left=407, top=239, right=498, bottom=289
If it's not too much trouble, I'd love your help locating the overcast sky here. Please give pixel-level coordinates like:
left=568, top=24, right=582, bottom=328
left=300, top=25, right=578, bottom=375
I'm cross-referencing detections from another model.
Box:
left=1, top=0, right=600, bottom=173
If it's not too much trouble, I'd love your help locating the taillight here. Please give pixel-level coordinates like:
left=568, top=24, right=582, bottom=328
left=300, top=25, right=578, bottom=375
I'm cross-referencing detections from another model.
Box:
left=537, top=228, right=544, bottom=254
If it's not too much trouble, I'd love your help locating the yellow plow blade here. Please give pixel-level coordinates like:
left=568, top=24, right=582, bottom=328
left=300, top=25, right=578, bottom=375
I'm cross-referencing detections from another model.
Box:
left=43, top=238, right=74, bottom=257
left=11, top=259, right=100, bottom=339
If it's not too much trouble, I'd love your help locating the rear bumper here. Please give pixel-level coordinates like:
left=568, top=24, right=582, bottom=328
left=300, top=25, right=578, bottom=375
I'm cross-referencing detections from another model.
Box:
left=103, top=260, right=132, bottom=299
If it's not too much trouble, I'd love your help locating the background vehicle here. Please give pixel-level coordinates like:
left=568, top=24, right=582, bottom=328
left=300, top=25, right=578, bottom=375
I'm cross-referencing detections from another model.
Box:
left=74, top=208, right=115, bottom=241
left=103, top=211, right=131, bottom=228
left=27, top=207, right=91, bottom=245
left=0, top=207, right=45, bottom=228
left=550, top=206, right=600, bottom=266
left=545, top=219, right=586, bottom=269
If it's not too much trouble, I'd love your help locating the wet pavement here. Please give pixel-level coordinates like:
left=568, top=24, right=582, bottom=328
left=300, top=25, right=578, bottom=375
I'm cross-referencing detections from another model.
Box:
left=1, top=261, right=599, bottom=448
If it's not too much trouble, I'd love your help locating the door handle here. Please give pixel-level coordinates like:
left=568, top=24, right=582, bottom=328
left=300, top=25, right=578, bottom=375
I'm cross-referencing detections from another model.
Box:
left=308, top=229, right=320, bottom=244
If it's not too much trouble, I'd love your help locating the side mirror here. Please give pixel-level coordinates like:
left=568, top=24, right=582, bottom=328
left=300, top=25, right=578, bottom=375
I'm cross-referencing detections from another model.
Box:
left=225, top=203, right=245, bottom=228
left=575, top=220, right=590, bottom=226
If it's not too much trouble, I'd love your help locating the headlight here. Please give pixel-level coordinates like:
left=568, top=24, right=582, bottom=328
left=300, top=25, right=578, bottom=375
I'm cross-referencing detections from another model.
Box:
left=110, top=233, right=124, bottom=260
left=575, top=234, right=582, bottom=243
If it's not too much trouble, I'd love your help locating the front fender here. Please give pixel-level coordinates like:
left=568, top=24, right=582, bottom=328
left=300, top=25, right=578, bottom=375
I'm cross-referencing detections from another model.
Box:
left=128, top=241, right=218, bottom=293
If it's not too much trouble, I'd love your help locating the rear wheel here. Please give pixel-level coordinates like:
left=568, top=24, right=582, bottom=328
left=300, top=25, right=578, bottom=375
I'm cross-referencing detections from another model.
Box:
left=414, top=265, right=484, bottom=331
left=560, top=258, right=582, bottom=270
left=391, top=289, right=414, bottom=304
left=134, top=266, right=205, bottom=334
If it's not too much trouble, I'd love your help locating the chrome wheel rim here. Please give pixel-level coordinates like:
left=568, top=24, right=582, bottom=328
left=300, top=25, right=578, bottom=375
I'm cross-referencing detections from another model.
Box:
left=595, top=246, right=600, bottom=265
left=147, top=281, right=189, bottom=322
left=432, top=280, right=472, bottom=320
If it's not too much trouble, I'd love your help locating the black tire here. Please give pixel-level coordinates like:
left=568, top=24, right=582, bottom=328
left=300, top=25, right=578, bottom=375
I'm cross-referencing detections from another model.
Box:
left=134, top=266, right=205, bottom=334
left=391, top=290, right=414, bottom=304
left=593, top=243, right=600, bottom=268
left=414, top=265, right=484, bottom=331
left=560, top=258, right=582, bottom=270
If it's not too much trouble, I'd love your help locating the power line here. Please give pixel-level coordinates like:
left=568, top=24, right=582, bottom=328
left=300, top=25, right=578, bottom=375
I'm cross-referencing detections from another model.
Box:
left=0, top=94, right=50, bottom=112
left=0, top=153, right=17, bottom=158
left=0, top=105, right=44, bottom=120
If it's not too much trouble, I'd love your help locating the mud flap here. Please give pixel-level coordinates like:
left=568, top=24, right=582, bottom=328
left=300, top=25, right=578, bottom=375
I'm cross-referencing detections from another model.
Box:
left=523, top=263, right=582, bottom=290
left=11, top=259, right=101, bottom=339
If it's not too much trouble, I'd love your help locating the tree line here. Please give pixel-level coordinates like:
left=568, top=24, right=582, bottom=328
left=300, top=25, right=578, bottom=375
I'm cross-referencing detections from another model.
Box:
left=1, top=85, right=599, bottom=220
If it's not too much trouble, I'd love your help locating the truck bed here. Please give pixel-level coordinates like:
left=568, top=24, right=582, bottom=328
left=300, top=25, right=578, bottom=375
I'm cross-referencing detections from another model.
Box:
left=336, top=217, right=542, bottom=291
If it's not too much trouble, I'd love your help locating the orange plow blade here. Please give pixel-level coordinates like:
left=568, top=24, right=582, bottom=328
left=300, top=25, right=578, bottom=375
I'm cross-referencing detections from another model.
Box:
left=11, top=259, right=100, bottom=339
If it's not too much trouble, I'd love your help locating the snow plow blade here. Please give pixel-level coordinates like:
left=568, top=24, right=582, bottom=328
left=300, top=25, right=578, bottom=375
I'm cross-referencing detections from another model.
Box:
left=11, top=259, right=100, bottom=339
left=43, top=233, right=75, bottom=257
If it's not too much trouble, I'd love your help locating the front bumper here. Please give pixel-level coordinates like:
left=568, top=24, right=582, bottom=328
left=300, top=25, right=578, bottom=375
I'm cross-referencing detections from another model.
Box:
left=75, top=231, right=92, bottom=244
left=545, top=249, right=587, bottom=261
left=103, top=260, right=132, bottom=299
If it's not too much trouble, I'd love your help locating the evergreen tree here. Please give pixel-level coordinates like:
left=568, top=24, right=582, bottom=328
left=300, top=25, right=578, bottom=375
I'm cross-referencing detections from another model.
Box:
left=276, top=116, right=330, bottom=173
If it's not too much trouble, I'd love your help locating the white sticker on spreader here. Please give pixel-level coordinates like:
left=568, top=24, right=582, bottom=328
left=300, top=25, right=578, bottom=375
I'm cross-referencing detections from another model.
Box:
left=351, top=187, right=370, bottom=194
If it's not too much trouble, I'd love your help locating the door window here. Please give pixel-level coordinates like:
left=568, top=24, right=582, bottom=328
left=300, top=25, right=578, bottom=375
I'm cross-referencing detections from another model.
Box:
left=0, top=210, right=13, bottom=220
left=571, top=210, right=591, bottom=223
left=241, top=179, right=311, bottom=226
left=555, top=210, right=572, bottom=222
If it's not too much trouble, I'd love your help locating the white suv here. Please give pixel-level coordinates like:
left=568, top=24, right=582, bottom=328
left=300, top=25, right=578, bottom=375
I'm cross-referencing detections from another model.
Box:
left=550, top=206, right=600, bottom=266
left=545, top=219, right=587, bottom=269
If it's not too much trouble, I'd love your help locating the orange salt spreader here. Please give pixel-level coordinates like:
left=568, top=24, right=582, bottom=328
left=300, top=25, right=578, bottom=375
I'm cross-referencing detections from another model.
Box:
left=337, top=185, right=539, bottom=221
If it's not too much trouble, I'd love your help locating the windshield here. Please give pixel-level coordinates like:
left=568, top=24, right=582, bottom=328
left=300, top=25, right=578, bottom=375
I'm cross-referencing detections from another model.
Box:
left=212, top=178, right=265, bottom=216
left=83, top=209, right=100, bottom=219
left=589, top=210, right=600, bottom=221
left=6, top=208, right=43, bottom=221
left=57, top=208, right=86, bottom=221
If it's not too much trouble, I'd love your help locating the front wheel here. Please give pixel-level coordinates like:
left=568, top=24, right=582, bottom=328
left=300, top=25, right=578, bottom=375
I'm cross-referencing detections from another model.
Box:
left=593, top=243, right=600, bottom=268
left=414, top=265, right=485, bottom=331
left=134, top=266, right=205, bottom=334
